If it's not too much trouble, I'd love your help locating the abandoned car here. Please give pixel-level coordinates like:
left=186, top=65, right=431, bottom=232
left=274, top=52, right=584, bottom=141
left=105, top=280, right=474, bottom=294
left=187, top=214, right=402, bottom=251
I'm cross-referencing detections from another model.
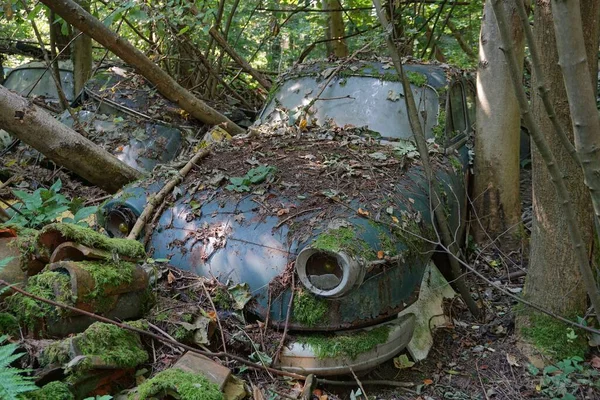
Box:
left=1, top=60, right=74, bottom=111
left=99, top=60, right=476, bottom=375
left=58, top=66, right=249, bottom=172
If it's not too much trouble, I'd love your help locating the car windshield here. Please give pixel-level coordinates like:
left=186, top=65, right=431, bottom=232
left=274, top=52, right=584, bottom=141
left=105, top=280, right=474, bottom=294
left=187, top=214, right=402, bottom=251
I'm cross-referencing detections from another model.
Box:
left=261, top=67, right=441, bottom=140
left=3, top=67, right=74, bottom=101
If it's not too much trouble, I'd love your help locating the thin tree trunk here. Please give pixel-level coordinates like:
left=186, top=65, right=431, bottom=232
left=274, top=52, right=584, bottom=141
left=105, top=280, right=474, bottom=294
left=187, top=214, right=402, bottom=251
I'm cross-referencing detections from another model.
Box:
left=40, top=0, right=244, bottom=135
left=0, top=86, right=140, bottom=193
left=326, top=0, right=349, bottom=57
left=472, top=0, right=525, bottom=247
left=490, top=0, right=600, bottom=321
left=373, top=0, right=480, bottom=318
left=551, top=0, right=600, bottom=229
left=525, top=0, right=598, bottom=317
left=72, top=0, right=92, bottom=94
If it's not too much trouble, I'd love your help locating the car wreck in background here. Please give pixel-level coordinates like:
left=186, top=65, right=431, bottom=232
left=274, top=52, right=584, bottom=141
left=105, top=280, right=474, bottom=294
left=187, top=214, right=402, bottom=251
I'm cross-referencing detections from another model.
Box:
left=58, top=66, right=250, bottom=172
left=99, top=59, right=476, bottom=375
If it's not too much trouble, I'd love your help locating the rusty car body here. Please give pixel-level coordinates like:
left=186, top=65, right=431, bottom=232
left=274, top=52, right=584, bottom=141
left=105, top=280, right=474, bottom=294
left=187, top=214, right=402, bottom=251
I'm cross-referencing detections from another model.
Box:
left=99, top=59, right=476, bottom=375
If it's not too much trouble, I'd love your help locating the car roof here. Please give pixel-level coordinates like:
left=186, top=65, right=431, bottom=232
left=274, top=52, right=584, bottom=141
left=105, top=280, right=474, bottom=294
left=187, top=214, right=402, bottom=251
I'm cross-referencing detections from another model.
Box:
left=8, top=60, right=73, bottom=73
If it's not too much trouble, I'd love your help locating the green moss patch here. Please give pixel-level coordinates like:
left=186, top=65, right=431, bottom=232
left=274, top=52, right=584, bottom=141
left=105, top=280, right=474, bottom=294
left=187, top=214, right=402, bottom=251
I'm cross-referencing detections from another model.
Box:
left=519, top=312, right=588, bottom=361
left=298, top=326, right=390, bottom=360
left=40, top=223, right=146, bottom=258
left=406, top=71, right=427, bottom=87
left=133, top=368, right=223, bottom=400
left=77, top=260, right=135, bottom=304
left=311, top=226, right=375, bottom=260
left=0, top=312, right=19, bottom=336
left=75, top=322, right=148, bottom=368
left=7, top=270, right=74, bottom=331
left=24, top=381, right=74, bottom=400
left=292, top=289, right=328, bottom=327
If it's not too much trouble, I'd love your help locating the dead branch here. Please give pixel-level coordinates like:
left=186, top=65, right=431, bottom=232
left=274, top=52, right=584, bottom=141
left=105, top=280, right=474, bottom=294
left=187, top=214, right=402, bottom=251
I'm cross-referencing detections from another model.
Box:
left=0, top=278, right=307, bottom=380
left=208, top=27, right=272, bottom=90
left=40, top=0, right=244, bottom=135
left=127, top=147, right=211, bottom=240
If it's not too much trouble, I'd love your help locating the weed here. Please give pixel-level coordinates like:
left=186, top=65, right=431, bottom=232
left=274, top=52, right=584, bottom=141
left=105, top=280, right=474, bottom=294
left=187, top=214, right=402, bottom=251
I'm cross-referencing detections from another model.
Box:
left=527, top=356, right=600, bottom=400
left=7, top=179, right=97, bottom=229
left=225, top=165, right=276, bottom=192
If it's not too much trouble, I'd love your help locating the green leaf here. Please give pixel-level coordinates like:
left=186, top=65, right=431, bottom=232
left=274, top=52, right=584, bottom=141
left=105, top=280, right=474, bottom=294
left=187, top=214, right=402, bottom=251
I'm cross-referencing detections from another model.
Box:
left=73, top=206, right=98, bottom=223
left=178, top=25, right=190, bottom=35
left=50, top=179, right=62, bottom=193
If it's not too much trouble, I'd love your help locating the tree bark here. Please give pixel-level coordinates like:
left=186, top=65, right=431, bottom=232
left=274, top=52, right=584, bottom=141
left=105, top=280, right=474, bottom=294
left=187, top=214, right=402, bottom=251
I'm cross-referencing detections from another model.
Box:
left=72, top=0, right=92, bottom=94
left=473, top=0, right=525, bottom=246
left=40, top=0, right=244, bottom=136
left=324, top=0, right=349, bottom=57
left=551, top=0, right=600, bottom=236
left=525, top=0, right=599, bottom=315
left=0, top=86, right=141, bottom=193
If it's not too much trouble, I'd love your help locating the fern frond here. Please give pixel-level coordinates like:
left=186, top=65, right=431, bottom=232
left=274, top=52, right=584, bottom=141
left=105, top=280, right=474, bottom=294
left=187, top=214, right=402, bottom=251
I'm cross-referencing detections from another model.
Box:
left=0, top=335, right=37, bottom=400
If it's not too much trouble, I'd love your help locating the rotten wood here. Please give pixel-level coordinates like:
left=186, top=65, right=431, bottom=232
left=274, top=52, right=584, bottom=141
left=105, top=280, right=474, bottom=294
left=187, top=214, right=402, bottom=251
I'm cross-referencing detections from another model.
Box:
left=0, top=85, right=141, bottom=193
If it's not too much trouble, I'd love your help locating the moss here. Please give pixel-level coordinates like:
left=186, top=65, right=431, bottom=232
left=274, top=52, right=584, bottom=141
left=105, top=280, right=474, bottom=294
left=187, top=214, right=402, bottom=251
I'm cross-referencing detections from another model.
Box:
left=292, top=289, right=328, bottom=327
left=407, top=71, right=427, bottom=87
left=449, top=155, right=462, bottom=172
left=311, top=226, right=375, bottom=260
left=298, top=326, right=390, bottom=360
left=40, top=339, right=71, bottom=366
left=78, top=259, right=134, bottom=297
left=432, top=110, right=446, bottom=141
left=0, top=312, right=19, bottom=336
left=213, top=287, right=233, bottom=310
left=8, top=270, right=74, bottom=331
left=74, top=322, right=148, bottom=368
left=40, top=223, right=146, bottom=258
left=24, top=381, right=74, bottom=400
left=133, top=368, right=223, bottom=400
left=519, top=311, right=588, bottom=361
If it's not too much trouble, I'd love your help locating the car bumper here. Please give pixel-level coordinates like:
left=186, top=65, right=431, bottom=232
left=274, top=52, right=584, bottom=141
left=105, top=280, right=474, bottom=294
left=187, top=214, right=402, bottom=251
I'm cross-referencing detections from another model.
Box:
left=276, top=313, right=416, bottom=376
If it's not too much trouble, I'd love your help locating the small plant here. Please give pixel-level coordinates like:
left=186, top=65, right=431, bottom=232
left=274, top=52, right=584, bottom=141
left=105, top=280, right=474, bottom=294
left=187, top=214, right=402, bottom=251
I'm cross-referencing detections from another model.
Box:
left=225, top=165, right=276, bottom=192
left=0, top=335, right=37, bottom=400
left=7, top=179, right=97, bottom=228
left=407, top=71, right=427, bottom=87
left=528, top=356, right=600, bottom=400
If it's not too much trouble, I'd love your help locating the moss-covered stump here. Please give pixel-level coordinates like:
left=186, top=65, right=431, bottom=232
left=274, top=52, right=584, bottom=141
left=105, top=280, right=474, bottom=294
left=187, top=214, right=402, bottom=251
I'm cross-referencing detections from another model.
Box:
left=24, top=381, right=74, bottom=400
left=41, top=322, right=148, bottom=369
left=38, top=223, right=146, bottom=259
left=132, top=368, right=223, bottom=400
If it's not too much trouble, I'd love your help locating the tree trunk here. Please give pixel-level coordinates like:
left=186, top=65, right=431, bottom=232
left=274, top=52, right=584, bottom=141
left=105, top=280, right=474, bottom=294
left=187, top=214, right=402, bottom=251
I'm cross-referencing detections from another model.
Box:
left=72, top=0, right=92, bottom=94
left=40, top=0, right=244, bottom=136
left=0, top=86, right=140, bottom=193
left=473, top=0, right=525, bottom=246
left=324, top=0, right=349, bottom=57
left=321, top=0, right=335, bottom=55
left=525, top=0, right=599, bottom=315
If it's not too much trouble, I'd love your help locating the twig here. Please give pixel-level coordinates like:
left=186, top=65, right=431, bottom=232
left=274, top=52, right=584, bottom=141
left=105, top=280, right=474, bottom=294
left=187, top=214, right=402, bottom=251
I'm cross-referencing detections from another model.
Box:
left=318, top=378, right=415, bottom=390
left=349, top=366, right=367, bottom=398
left=476, top=359, right=490, bottom=400
left=0, top=279, right=308, bottom=380
left=274, top=208, right=322, bottom=229
left=200, top=280, right=227, bottom=354
left=127, top=148, right=211, bottom=240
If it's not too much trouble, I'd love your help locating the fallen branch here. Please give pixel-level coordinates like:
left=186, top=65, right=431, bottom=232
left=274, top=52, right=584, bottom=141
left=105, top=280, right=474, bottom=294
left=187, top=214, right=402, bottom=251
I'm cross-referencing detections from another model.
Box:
left=127, top=147, right=211, bottom=240
left=0, top=278, right=307, bottom=381
left=209, top=27, right=272, bottom=90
